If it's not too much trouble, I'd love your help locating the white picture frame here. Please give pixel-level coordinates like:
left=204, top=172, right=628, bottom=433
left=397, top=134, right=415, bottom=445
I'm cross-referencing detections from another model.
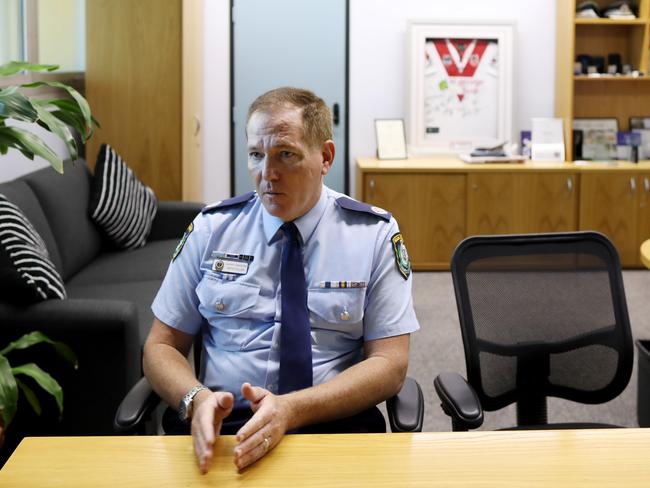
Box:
left=375, top=119, right=408, bottom=159
left=407, top=20, right=514, bottom=155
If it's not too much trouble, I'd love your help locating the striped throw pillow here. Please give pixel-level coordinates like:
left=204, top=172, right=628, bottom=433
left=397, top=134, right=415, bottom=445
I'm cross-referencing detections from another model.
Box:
left=89, top=144, right=157, bottom=250
left=0, top=194, right=66, bottom=302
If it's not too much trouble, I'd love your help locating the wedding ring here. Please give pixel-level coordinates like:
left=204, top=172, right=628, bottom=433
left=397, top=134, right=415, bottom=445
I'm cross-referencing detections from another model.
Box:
left=263, top=437, right=270, bottom=450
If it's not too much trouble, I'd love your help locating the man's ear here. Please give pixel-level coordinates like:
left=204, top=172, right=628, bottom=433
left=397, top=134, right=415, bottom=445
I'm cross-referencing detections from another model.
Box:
left=321, top=140, right=335, bottom=176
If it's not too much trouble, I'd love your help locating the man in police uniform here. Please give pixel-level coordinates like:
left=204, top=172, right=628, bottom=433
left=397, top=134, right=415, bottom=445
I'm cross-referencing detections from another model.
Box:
left=144, top=87, right=419, bottom=473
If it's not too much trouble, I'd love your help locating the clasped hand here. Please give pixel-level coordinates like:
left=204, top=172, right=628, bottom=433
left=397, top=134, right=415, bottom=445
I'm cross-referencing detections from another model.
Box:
left=191, top=382, right=292, bottom=473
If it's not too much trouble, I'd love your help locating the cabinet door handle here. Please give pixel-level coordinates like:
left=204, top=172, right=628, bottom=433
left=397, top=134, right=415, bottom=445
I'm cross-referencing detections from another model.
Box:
left=630, top=177, right=637, bottom=193
left=368, top=178, right=375, bottom=197
left=566, top=177, right=573, bottom=193
left=645, top=177, right=650, bottom=193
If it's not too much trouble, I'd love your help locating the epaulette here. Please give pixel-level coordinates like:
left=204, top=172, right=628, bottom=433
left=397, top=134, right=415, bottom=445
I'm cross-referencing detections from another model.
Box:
left=335, top=196, right=391, bottom=221
left=202, top=191, right=256, bottom=214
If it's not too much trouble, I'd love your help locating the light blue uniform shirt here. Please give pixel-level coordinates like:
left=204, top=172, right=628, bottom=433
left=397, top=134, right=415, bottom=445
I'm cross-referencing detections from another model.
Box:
left=152, top=185, right=420, bottom=408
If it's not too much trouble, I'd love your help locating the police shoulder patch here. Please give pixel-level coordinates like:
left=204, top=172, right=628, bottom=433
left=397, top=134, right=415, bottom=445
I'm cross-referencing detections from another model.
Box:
left=202, top=191, right=256, bottom=214
left=335, top=197, right=392, bottom=221
left=172, top=222, right=193, bottom=261
left=391, top=232, right=411, bottom=280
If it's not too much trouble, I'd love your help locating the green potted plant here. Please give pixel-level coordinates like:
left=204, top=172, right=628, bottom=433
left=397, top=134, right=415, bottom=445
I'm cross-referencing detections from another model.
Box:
left=0, top=332, right=78, bottom=447
left=0, top=61, right=95, bottom=449
left=0, top=61, right=98, bottom=173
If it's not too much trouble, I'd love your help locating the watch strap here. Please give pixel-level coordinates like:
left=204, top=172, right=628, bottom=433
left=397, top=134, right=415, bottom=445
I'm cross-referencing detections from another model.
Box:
left=179, top=384, right=209, bottom=423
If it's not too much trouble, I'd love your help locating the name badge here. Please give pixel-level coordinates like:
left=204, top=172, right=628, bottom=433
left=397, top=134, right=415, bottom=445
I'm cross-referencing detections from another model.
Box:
left=213, top=258, right=249, bottom=275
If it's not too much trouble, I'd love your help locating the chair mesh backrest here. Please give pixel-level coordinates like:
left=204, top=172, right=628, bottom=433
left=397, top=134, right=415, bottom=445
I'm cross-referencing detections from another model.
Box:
left=451, top=232, right=633, bottom=412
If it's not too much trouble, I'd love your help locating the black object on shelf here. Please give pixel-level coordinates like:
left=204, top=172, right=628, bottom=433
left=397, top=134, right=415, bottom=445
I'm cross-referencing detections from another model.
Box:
left=573, top=129, right=583, bottom=159
left=592, top=55, right=605, bottom=73
left=576, top=54, right=591, bottom=75
left=608, top=53, right=622, bottom=74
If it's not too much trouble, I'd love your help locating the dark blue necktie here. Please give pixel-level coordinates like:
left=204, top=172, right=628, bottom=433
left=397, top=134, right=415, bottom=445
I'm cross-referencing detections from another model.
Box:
left=278, top=222, right=313, bottom=394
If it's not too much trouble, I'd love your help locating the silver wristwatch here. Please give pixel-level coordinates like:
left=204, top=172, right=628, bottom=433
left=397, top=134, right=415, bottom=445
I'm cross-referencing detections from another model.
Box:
left=178, top=384, right=209, bottom=423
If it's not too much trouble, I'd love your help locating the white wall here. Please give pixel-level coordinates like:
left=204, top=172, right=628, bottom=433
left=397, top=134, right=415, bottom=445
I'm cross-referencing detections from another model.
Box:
left=202, top=0, right=231, bottom=203
left=349, top=0, right=557, bottom=196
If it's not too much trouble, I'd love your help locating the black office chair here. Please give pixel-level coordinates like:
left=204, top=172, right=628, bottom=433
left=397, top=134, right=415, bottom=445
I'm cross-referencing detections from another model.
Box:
left=115, top=333, right=424, bottom=434
left=434, top=231, right=634, bottom=431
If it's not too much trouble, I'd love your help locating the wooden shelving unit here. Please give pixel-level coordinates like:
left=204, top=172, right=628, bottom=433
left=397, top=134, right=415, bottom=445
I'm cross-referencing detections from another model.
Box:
left=555, top=0, right=650, bottom=161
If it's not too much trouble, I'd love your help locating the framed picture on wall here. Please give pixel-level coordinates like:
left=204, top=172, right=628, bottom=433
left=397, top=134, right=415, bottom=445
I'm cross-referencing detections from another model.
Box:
left=407, top=20, right=514, bottom=155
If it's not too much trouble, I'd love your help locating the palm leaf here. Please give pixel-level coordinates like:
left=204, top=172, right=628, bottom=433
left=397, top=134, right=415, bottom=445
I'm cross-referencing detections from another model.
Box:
left=0, top=126, right=63, bottom=173
left=12, top=363, right=63, bottom=417
left=0, top=356, right=18, bottom=427
left=33, top=101, right=78, bottom=160
left=0, top=89, right=39, bottom=122
left=22, top=81, right=92, bottom=139
left=16, top=378, right=42, bottom=416
left=0, top=331, right=78, bottom=369
left=0, top=61, right=59, bottom=77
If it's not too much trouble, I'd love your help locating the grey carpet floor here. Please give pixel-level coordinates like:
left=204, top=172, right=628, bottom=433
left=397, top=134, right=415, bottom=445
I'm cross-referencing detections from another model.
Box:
left=398, top=270, right=650, bottom=432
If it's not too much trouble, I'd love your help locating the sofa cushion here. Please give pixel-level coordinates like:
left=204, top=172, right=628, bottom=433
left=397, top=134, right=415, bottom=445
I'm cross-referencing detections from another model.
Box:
left=23, top=160, right=103, bottom=281
left=0, top=179, right=63, bottom=273
left=66, top=280, right=163, bottom=343
left=89, top=144, right=157, bottom=250
left=65, top=238, right=177, bottom=286
left=0, top=194, right=66, bottom=303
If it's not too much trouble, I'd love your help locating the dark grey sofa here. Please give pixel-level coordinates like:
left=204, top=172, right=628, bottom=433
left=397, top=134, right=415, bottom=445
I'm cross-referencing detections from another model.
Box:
left=0, top=159, right=202, bottom=443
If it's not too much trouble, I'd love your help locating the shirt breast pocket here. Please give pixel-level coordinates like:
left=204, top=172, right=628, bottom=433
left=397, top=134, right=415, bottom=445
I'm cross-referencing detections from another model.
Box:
left=196, top=276, right=271, bottom=351
left=308, top=288, right=365, bottom=342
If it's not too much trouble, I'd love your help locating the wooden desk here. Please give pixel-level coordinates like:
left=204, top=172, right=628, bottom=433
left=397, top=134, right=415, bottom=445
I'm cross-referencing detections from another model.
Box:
left=642, top=239, right=650, bottom=269
left=2, top=430, right=650, bottom=487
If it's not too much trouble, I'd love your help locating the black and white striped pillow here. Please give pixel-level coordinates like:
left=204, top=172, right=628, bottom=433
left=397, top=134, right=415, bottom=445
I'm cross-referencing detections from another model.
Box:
left=89, top=144, right=157, bottom=250
left=0, top=194, right=66, bottom=303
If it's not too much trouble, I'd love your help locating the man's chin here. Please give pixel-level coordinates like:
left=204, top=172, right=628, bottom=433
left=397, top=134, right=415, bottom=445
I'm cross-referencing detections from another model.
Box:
left=261, top=199, right=290, bottom=220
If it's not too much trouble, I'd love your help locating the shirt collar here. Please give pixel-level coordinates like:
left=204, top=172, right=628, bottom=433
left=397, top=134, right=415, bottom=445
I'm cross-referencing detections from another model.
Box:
left=262, top=185, right=329, bottom=244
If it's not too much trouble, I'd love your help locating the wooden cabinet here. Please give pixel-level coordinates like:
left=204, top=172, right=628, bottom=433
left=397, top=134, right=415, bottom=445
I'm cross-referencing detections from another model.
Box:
left=357, top=157, right=650, bottom=269
left=555, top=0, right=650, bottom=160
left=363, top=173, right=466, bottom=269
left=579, top=172, right=638, bottom=265
left=515, top=173, right=578, bottom=233
left=638, top=172, right=650, bottom=262
left=579, top=171, right=650, bottom=266
left=467, top=174, right=516, bottom=235
left=467, top=173, right=578, bottom=235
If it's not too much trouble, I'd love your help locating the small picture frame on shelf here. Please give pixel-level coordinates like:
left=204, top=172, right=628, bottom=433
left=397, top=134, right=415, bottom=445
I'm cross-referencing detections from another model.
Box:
left=375, top=119, right=407, bottom=160
left=572, top=118, right=618, bottom=160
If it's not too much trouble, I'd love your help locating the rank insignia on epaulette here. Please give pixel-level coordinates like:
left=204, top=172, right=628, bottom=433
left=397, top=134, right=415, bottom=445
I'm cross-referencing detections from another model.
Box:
left=391, top=232, right=411, bottom=280
left=335, top=196, right=392, bottom=221
left=173, top=222, right=193, bottom=261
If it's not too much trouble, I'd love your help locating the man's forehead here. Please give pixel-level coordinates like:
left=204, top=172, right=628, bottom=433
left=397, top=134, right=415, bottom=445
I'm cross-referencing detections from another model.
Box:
left=247, top=108, right=305, bottom=141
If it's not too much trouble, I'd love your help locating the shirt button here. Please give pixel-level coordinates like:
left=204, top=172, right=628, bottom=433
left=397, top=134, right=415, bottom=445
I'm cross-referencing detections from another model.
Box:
left=340, top=309, right=350, bottom=321
left=267, top=383, right=276, bottom=392
left=215, top=301, right=225, bottom=311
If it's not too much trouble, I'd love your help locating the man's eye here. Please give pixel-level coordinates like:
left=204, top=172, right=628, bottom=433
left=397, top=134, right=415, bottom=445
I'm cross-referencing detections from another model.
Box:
left=248, top=152, right=263, bottom=160
left=280, top=151, right=295, bottom=159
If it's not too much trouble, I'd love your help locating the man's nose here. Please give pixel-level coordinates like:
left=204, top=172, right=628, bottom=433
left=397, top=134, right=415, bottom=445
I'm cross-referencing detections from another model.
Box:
left=261, top=157, right=280, bottom=181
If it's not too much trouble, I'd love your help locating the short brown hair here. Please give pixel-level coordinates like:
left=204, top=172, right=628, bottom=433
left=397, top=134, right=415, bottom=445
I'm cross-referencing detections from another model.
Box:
left=246, top=87, right=333, bottom=148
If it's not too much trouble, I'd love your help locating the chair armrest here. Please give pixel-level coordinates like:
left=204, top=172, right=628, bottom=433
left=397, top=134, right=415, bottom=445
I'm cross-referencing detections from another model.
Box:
left=386, top=376, right=424, bottom=432
left=114, top=377, right=161, bottom=434
left=0, top=299, right=142, bottom=435
left=148, top=201, right=204, bottom=241
left=433, top=372, right=484, bottom=431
